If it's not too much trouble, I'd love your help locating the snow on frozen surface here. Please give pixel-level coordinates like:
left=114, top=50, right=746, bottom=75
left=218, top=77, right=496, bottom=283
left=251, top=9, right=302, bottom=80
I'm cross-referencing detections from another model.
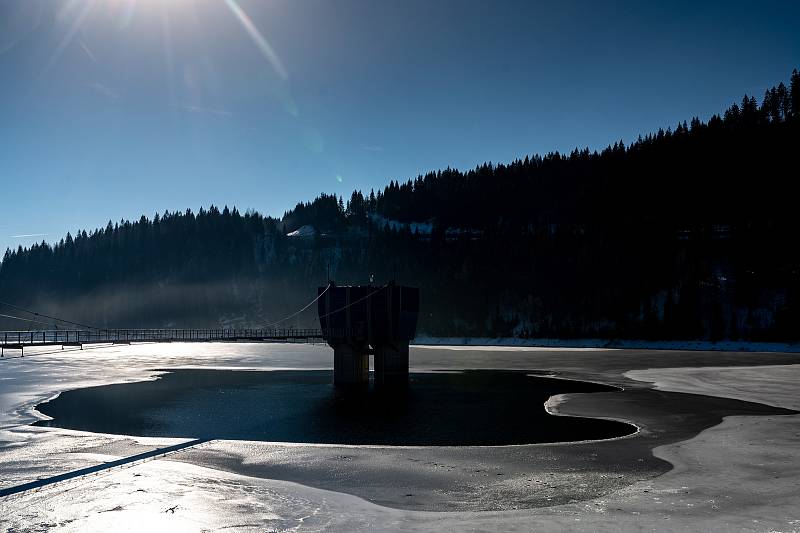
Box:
left=0, top=448, right=371, bottom=532
left=1, top=343, right=800, bottom=531
left=626, top=364, right=800, bottom=410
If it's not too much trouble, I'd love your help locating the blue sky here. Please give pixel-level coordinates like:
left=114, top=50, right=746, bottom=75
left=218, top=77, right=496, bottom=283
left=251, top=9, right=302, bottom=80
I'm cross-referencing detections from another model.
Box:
left=1, top=0, right=799, bottom=254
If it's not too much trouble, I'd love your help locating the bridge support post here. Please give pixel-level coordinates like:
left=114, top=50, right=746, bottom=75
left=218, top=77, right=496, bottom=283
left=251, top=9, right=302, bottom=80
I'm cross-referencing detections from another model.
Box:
left=374, top=343, right=409, bottom=386
left=1, top=346, right=24, bottom=357
left=332, top=343, right=369, bottom=386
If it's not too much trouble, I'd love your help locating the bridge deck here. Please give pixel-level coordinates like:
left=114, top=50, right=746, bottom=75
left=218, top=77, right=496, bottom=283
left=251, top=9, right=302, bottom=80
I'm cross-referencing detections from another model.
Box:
left=0, top=329, right=324, bottom=350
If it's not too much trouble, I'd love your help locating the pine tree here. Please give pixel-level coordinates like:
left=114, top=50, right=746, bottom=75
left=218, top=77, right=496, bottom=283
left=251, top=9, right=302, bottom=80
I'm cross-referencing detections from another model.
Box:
left=790, top=69, right=800, bottom=119
left=723, top=103, right=741, bottom=124
left=741, top=94, right=759, bottom=123
left=761, top=89, right=775, bottom=122
left=777, top=82, right=790, bottom=120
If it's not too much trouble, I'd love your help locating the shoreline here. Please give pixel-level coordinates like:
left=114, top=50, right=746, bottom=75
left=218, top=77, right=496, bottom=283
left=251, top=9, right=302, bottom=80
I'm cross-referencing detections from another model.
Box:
left=412, top=336, right=800, bottom=353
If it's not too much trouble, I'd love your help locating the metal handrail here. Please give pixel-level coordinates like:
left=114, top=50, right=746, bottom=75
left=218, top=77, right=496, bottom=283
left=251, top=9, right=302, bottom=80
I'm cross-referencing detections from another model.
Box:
left=0, top=328, right=325, bottom=347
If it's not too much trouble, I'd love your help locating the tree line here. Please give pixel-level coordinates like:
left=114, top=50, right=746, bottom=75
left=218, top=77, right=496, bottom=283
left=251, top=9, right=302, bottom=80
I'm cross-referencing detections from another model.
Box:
left=1, top=69, right=799, bottom=340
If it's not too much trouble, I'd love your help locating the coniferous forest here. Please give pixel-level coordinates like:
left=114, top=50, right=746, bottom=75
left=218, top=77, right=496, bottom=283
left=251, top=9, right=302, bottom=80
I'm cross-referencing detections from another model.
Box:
left=2, top=69, right=800, bottom=340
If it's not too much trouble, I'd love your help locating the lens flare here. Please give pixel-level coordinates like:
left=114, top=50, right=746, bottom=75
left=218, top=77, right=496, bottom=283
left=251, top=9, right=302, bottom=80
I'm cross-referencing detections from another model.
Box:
left=43, top=0, right=95, bottom=75
left=223, top=0, right=288, bottom=80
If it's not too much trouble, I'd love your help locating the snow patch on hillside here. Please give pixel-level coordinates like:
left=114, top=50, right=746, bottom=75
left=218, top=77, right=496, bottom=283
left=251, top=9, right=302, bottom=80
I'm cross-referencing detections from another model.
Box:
left=286, top=225, right=316, bottom=238
left=369, top=214, right=482, bottom=238
left=370, top=214, right=433, bottom=234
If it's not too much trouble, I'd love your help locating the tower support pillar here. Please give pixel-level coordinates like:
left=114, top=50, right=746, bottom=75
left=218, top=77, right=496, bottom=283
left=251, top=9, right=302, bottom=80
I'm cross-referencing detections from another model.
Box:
left=374, top=343, right=409, bottom=386
left=332, top=343, right=369, bottom=385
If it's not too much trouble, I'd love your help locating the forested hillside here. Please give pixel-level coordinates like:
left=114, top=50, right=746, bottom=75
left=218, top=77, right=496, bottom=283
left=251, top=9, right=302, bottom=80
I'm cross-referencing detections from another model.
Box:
left=2, top=69, right=799, bottom=340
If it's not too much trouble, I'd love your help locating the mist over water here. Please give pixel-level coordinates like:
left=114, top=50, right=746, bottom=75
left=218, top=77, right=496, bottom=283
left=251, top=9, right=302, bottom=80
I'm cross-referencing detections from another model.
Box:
left=35, top=369, right=635, bottom=445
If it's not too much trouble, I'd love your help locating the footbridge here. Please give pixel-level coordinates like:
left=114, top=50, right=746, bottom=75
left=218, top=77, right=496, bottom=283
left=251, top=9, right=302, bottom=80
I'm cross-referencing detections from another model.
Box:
left=0, top=328, right=324, bottom=356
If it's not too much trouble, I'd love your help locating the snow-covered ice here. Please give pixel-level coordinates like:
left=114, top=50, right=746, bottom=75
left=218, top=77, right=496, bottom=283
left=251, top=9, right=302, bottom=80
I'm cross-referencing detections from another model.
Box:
left=1, top=342, right=799, bottom=531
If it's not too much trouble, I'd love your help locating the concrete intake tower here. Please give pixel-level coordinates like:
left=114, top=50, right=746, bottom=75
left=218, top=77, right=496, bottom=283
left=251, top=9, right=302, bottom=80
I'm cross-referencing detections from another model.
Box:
left=317, top=282, right=419, bottom=386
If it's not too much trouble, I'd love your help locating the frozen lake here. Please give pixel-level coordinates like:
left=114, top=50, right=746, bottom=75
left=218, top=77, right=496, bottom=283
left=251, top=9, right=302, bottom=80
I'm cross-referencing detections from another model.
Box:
left=1, top=342, right=799, bottom=531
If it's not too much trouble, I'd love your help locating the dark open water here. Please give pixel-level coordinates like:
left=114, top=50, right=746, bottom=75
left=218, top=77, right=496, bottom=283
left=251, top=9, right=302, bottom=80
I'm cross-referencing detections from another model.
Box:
left=35, top=369, right=635, bottom=445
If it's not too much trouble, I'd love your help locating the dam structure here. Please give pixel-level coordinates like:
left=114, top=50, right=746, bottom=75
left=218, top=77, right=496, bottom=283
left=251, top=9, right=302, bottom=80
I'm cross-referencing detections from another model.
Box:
left=317, top=282, right=419, bottom=386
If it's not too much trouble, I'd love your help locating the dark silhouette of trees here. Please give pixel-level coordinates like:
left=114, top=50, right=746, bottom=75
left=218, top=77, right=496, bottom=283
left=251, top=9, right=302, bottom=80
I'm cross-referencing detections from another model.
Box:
left=1, top=68, right=799, bottom=340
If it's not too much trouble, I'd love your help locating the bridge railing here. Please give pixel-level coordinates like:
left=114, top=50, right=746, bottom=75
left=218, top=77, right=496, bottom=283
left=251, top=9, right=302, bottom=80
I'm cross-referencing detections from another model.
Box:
left=0, top=328, right=324, bottom=347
